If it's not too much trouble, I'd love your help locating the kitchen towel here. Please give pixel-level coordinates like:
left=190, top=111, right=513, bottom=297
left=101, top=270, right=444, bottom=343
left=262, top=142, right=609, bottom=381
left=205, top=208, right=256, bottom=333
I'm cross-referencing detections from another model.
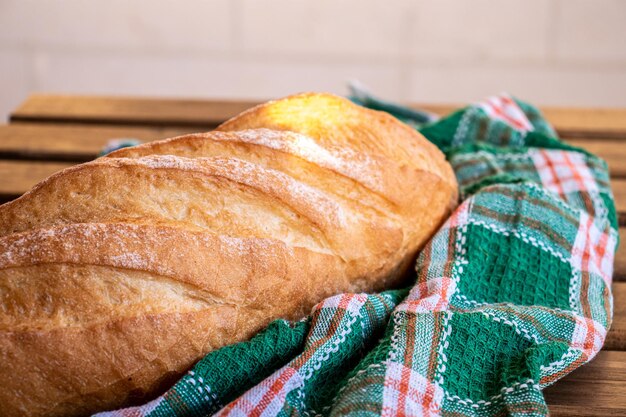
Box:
left=98, top=92, right=616, bottom=417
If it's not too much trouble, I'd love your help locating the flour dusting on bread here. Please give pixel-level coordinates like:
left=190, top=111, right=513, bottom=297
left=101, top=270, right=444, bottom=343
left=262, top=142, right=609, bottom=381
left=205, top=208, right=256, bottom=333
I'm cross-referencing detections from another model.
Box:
left=0, top=92, right=457, bottom=417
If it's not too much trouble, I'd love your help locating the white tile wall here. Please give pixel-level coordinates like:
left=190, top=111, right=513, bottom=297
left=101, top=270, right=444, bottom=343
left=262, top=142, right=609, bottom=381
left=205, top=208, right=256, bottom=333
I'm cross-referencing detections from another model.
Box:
left=0, top=0, right=232, bottom=51
left=556, top=0, right=626, bottom=63
left=36, top=52, right=402, bottom=100
left=240, top=0, right=412, bottom=58
left=0, top=0, right=625, bottom=119
left=0, top=49, right=33, bottom=122
left=411, top=0, right=552, bottom=62
left=408, top=65, right=626, bottom=107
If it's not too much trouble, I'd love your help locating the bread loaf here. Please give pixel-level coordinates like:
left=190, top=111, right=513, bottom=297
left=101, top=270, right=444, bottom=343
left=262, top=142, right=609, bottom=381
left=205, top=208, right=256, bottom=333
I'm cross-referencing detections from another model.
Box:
left=0, top=93, right=457, bottom=416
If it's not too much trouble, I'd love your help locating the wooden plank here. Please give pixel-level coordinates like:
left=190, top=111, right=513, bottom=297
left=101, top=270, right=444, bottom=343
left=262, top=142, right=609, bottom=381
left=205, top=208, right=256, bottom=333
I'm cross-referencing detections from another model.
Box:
left=0, top=160, right=74, bottom=202
left=1, top=158, right=625, bottom=211
left=539, top=108, right=626, bottom=140
left=1, top=126, right=626, bottom=177
left=0, top=123, right=198, bottom=162
left=607, top=282, right=626, bottom=351
left=1, top=129, right=625, bottom=174
left=615, top=228, right=626, bottom=282
left=546, top=350, right=626, bottom=416
left=11, top=94, right=626, bottom=139
left=413, top=105, right=626, bottom=139
left=10, top=94, right=257, bottom=129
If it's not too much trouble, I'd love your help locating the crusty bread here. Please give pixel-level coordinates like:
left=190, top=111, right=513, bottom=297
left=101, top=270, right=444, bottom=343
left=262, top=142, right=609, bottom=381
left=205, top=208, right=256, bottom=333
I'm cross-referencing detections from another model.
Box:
left=0, top=93, right=457, bottom=416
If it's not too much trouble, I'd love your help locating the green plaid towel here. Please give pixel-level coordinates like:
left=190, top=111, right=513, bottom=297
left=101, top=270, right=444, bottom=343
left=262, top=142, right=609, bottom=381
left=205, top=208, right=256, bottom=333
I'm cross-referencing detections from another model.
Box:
left=98, top=93, right=617, bottom=417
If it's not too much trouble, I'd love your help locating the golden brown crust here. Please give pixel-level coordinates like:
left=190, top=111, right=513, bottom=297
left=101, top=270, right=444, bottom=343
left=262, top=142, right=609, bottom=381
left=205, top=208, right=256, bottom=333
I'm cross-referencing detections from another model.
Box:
left=0, top=92, right=458, bottom=416
left=217, top=94, right=458, bottom=210
left=0, top=223, right=359, bottom=416
left=216, top=93, right=458, bottom=254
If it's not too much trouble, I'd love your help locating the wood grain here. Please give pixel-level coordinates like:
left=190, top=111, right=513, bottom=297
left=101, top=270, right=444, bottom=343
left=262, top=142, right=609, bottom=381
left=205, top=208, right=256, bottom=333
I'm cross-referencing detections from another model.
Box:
left=0, top=123, right=197, bottom=162
left=536, top=107, right=626, bottom=140
left=9, top=94, right=257, bottom=129
left=616, top=228, right=626, bottom=282
left=607, top=282, right=626, bottom=351
left=1, top=124, right=625, bottom=178
left=11, top=94, right=626, bottom=139
left=546, top=351, right=626, bottom=416
left=413, top=105, right=626, bottom=139
left=1, top=157, right=626, bottom=211
left=0, top=160, right=73, bottom=198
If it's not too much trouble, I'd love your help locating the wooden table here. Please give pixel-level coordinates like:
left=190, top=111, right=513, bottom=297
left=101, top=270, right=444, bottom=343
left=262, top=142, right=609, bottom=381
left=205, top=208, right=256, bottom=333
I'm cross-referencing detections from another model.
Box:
left=4, top=94, right=626, bottom=415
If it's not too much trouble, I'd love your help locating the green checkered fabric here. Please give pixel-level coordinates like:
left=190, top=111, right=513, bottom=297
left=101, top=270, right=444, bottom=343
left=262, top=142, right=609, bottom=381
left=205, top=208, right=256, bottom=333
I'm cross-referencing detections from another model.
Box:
left=98, top=93, right=617, bottom=417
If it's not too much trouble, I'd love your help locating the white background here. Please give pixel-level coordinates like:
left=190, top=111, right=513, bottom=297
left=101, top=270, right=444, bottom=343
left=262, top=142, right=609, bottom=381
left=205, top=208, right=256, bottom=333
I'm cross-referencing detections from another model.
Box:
left=1, top=0, right=625, bottom=120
